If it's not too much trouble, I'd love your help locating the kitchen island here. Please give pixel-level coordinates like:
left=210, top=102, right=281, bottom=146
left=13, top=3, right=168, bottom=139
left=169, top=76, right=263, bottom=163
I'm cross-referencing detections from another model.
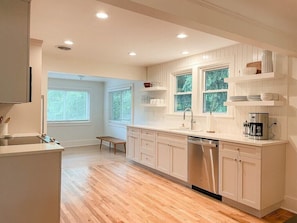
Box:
left=0, top=143, right=64, bottom=223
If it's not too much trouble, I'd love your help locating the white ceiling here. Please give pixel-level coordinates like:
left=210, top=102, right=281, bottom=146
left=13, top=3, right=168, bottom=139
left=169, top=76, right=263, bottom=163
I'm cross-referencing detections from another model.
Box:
left=30, top=0, right=237, bottom=69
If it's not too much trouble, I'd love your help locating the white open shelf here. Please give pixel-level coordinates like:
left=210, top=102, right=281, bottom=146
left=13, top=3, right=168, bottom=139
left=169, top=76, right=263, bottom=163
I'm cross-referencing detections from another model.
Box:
left=224, top=100, right=284, bottom=107
left=224, top=72, right=284, bottom=83
left=141, top=104, right=167, bottom=107
left=142, top=87, right=167, bottom=92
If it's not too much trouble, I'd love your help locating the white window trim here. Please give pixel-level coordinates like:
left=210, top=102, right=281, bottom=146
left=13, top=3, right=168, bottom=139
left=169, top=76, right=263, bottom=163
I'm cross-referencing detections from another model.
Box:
left=167, top=57, right=234, bottom=118
left=198, top=64, right=231, bottom=116
left=170, top=68, right=193, bottom=114
left=107, top=83, right=134, bottom=125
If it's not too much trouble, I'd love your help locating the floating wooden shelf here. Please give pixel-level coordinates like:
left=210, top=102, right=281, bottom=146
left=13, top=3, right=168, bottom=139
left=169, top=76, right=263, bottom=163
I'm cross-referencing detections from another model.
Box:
left=142, top=87, right=167, bottom=92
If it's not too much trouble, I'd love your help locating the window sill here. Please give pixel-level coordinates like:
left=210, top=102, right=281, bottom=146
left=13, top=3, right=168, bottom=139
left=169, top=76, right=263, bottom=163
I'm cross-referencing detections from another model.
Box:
left=165, top=113, right=233, bottom=119
left=108, top=120, right=131, bottom=127
left=47, top=121, right=92, bottom=127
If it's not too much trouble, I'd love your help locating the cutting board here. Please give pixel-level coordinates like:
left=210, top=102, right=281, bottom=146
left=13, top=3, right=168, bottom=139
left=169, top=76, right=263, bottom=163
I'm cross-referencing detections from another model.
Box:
left=247, top=61, right=261, bottom=74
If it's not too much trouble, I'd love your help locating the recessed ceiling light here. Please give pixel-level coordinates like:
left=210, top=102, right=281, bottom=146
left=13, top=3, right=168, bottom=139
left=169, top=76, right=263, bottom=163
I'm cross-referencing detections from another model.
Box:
left=182, top=51, right=189, bottom=55
left=96, top=12, right=108, bottom=19
left=64, top=40, right=73, bottom=45
left=129, top=52, right=136, bottom=56
left=177, top=33, right=188, bottom=39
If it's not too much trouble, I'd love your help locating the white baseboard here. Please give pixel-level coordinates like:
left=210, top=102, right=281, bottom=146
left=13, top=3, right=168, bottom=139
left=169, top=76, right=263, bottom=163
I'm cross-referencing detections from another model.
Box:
left=59, top=139, right=99, bottom=148
left=59, top=139, right=126, bottom=152
left=282, top=195, right=297, bottom=214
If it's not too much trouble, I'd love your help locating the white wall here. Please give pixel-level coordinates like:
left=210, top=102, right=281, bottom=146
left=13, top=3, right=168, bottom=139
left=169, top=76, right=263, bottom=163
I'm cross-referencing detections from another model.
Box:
left=43, top=53, right=146, bottom=81
left=0, top=39, right=42, bottom=135
left=47, top=78, right=105, bottom=147
left=143, top=44, right=287, bottom=138
left=285, top=57, right=297, bottom=212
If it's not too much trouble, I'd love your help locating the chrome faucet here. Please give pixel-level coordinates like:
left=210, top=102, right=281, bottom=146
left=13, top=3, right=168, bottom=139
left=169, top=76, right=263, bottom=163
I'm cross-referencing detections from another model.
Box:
left=183, top=108, right=194, bottom=130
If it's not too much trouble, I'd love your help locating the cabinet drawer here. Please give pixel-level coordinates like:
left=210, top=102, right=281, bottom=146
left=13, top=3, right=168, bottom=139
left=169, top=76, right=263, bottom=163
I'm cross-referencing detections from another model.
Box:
left=220, top=141, right=261, bottom=159
left=156, top=132, right=187, bottom=148
left=140, top=152, right=155, bottom=168
left=128, top=127, right=140, bottom=137
left=140, top=139, right=155, bottom=154
left=141, top=129, right=155, bottom=141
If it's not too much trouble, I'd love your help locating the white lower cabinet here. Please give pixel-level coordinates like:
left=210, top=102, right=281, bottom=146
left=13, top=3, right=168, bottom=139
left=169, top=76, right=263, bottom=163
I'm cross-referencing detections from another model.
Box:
left=219, top=141, right=286, bottom=217
left=156, top=132, right=188, bottom=181
left=126, top=127, right=140, bottom=161
left=126, top=127, right=188, bottom=182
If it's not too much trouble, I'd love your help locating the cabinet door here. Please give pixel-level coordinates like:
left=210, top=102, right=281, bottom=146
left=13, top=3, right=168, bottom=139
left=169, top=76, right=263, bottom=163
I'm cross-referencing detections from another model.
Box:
left=127, top=135, right=136, bottom=160
left=0, top=0, right=30, bottom=103
left=219, top=150, right=238, bottom=201
left=171, top=144, right=187, bottom=181
left=126, top=128, right=140, bottom=161
left=156, top=141, right=170, bottom=174
left=238, top=156, right=261, bottom=209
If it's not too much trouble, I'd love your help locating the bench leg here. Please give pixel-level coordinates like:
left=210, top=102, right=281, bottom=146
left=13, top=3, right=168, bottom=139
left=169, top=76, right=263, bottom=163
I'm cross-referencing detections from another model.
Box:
left=123, top=143, right=126, bottom=153
left=99, top=139, right=103, bottom=150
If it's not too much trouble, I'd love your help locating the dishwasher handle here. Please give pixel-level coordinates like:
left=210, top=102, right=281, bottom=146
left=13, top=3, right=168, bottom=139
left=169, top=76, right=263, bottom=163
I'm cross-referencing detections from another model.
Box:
left=188, top=138, right=218, bottom=148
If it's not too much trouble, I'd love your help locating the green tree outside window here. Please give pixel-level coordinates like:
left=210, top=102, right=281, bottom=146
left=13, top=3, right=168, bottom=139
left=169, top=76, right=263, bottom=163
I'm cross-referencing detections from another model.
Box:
left=110, top=88, right=131, bottom=122
left=47, top=89, right=90, bottom=121
left=175, top=73, right=192, bottom=112
left=203, top=67, right=228, bottom=113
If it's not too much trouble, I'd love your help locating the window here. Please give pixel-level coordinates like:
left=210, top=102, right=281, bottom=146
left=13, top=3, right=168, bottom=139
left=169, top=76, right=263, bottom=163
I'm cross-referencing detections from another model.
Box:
left=174, top=72, right=192, bottom=112
left=109, top=87, right=132, bottom=123
left=47, top=89, right=90, bottom=122
left=202, top=67, right=228, bottom=113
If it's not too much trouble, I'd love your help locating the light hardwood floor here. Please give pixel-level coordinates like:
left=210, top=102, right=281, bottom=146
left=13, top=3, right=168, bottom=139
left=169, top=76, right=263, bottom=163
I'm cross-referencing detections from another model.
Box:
left=61, top=145, right=295, bottom=223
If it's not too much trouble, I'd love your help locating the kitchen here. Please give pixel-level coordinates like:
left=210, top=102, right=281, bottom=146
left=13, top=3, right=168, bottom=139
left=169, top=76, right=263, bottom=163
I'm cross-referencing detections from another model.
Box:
left=1, top=0, right=297, bottom=222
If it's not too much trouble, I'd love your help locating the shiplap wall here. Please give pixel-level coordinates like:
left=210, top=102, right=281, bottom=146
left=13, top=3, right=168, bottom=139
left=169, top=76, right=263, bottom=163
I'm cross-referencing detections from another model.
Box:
left=144, top=43, right=288, bottom=139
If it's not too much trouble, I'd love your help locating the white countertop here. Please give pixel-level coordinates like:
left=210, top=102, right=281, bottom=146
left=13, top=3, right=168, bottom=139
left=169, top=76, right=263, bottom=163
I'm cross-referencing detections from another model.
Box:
left=129, top=125, right=287, bottom=146
left=0, top=143, right=64, bottom=157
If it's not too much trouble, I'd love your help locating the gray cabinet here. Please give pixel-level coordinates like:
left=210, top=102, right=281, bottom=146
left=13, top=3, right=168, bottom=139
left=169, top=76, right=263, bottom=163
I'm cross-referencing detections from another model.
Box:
left=0, top=0, right=31, bottom=103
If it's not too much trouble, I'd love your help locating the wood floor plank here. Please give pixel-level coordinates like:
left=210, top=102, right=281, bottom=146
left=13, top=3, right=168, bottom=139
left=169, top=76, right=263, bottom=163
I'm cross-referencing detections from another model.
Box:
left=61, top=145, right=294, bottom=223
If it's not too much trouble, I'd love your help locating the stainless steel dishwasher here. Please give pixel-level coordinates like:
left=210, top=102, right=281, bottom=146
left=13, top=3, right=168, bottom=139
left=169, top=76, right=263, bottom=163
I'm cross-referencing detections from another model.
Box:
left=188, top=136, right=221, bottom=200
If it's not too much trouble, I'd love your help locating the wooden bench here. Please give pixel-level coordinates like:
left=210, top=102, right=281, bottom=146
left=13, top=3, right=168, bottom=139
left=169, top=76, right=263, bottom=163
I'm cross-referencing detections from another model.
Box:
left=96, top=136, right=126, bottom=154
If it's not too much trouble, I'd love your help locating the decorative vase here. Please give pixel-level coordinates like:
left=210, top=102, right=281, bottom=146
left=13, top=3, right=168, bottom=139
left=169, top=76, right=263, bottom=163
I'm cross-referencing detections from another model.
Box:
left=262, top=50, right=273, bottom=73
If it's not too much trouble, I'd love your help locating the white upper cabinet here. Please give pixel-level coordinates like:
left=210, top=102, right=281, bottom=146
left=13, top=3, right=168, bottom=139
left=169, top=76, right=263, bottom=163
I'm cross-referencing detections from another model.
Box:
left=0, top=0, right=31, bottom=103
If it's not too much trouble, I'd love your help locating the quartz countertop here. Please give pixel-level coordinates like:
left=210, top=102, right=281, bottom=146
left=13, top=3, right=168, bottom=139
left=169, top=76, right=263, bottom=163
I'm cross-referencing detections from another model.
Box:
left=128, top=125, right=287, bottom=146
left=0, top=143, right=64, bottom=157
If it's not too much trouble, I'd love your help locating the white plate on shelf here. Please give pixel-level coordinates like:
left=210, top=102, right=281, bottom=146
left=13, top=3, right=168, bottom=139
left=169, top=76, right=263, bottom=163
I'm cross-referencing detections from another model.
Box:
left=247, top=95, right=261, bottom=101
left=229, top=96, right=248, bottom=101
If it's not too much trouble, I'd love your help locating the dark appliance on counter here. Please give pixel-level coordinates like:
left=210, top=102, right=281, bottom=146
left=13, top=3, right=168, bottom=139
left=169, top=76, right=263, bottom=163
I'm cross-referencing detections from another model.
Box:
left=249, top=113, right=269, bottom=140
left=0, top=134, right=59, bottom=146
left=188, top=136, right=222, bottom=200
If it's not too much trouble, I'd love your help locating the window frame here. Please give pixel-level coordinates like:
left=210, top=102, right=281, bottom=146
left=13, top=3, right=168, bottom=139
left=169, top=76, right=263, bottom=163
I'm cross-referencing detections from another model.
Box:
left=108, top=84, right=133, bottom=125
left=171, top=70, right=193, bottom=113
left=47, top=87, right=91, bottom=124
left=199, top=64, right=229, bottom=115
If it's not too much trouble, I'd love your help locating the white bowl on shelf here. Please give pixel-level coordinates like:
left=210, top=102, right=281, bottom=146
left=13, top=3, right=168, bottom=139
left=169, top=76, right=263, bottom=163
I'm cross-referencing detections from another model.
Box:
left=261, top=93, right=278, bottom=101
